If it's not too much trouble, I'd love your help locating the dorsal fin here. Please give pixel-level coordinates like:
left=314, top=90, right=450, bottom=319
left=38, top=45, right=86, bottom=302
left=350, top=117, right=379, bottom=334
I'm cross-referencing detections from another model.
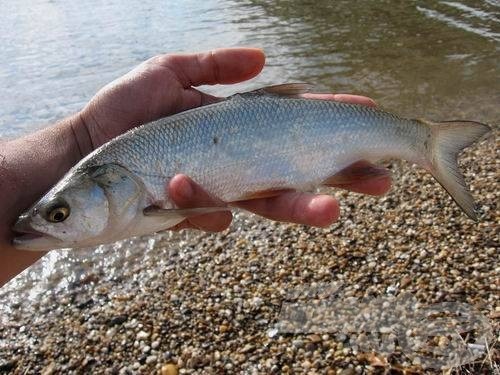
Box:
left=236, top=83, right=313, bottom=98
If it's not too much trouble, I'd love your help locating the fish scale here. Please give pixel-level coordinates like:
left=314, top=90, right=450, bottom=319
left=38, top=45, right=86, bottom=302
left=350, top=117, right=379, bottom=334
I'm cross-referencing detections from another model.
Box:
left=87, top=93, right=419, bottom=205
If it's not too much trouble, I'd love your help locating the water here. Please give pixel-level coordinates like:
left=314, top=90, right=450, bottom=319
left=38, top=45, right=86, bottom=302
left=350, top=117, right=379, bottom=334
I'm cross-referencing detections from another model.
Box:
left=1, top=0, right=498, bottom=138
left=0, top=0, right=498, bottom=332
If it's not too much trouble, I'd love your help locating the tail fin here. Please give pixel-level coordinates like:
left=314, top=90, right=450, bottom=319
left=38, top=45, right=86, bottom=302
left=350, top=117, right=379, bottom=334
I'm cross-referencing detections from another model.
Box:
left=423, top=120, right=491, bottom=220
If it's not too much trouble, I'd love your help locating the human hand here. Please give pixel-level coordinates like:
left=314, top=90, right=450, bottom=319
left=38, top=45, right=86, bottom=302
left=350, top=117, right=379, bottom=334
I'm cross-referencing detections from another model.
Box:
left=79, top=48, right=265, bottom=150
left=79, top=47, right=391, bottom=232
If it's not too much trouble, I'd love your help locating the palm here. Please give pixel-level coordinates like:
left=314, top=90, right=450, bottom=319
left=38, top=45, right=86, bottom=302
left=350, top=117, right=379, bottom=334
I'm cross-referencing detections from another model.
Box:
left=82, top=61, right=201, bottom=147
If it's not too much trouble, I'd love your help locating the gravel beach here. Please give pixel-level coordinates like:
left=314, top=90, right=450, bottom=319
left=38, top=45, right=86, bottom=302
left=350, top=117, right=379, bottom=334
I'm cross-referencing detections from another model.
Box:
left=0, top=129, right=498, bottom=374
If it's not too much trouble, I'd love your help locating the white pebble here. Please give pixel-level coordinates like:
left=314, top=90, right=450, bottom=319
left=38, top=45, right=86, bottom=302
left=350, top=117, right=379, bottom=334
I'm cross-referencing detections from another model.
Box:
left=267, top=328, right=278, bottom=338
left=137, top=330, right=150, bottom=340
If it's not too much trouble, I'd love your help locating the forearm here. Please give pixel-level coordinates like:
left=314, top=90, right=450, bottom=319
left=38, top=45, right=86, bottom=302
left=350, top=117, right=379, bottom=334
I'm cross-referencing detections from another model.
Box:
left=0, top=113, right=87, bottom=285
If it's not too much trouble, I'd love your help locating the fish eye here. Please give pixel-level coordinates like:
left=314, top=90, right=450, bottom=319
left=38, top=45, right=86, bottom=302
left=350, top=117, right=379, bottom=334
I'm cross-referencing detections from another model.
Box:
left=47, top=204, right=70, bottom=223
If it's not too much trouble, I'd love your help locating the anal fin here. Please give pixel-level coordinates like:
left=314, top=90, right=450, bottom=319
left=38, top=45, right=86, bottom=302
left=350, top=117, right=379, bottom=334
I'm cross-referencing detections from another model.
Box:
left=323, top=161, right=390, bottom=187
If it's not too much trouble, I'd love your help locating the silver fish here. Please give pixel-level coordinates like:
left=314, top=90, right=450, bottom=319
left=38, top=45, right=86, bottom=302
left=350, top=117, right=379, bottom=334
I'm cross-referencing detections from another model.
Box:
left=13, top=84, right=491, bottom=250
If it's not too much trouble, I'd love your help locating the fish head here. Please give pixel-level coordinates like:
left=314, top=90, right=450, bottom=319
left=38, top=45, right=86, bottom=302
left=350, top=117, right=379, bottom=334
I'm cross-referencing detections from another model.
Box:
left=13, top=163, right=146, bottom=250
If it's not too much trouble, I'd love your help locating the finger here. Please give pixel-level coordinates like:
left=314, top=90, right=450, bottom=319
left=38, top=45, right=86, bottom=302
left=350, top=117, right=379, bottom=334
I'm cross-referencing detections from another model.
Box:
left=161, top=47, right=265, bottom=87
left=168, top=174, right=232, bottom=232
left=234, top=192, right=340, bottom=228
left=302, top=93, right=377, bottom=107
left=169, top=174, right=224, bottom=207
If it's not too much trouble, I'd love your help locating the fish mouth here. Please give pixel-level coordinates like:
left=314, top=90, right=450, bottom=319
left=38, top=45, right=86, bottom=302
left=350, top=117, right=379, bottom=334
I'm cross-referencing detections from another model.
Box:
left=12, top=215, right=61, bottom=251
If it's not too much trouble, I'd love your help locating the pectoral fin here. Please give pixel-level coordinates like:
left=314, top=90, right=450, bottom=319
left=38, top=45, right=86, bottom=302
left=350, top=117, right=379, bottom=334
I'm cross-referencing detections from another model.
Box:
left=143, top=205, right=230, bottom=218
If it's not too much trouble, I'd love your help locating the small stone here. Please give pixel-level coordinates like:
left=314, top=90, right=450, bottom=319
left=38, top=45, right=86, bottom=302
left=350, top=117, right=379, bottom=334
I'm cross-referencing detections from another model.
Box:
left=301, top=360, right=312, bottom=369
left=142, top=345, right=151, bottom=353
left=305, top=342, right=316, bottom=351
left=336, top=333, right=347, bottom=342
left=251, top=296, right=263, bottom=308
left=107, top=315, right=128, bottom=326
left=292, top=339, right=304, bottom=349
left=219, top=324, right=229, bottom=333
left=338, top=368, right=355, bottom=375
left=308, top=334, right=321, bottom=343
left=241, top=344, right=255, bottom=353
left=145, top=355, right=157, bottom=364
left=267, top=328, right=278, bottom=338
left=137, top=330, right=149, bottom=340
left=379, top=326, right=392, bottom=334
left=0, top=361, right=16, bottom=372
left=106, top=327, right=117, bottom=337
left=151, top=340, right=160, bottom=349
left=400, top=276, right=412, bottom=288
left=41, top=362, right=56, bottom=375
left=160, top=363, right=178, bottom=375
left=490, top=310, right=500, bottom=319
left=438, top=336, right=450, bottom=348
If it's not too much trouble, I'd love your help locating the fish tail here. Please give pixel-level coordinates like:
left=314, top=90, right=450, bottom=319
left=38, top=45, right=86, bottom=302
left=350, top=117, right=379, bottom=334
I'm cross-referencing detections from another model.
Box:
left=421, top=119, right=491, bottom=220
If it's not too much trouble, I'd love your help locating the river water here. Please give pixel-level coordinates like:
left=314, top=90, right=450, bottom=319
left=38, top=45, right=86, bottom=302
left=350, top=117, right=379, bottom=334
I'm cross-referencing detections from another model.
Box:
left=0, top=0, right=499, bottom=357
left=1, top=0, right=499, bottom=138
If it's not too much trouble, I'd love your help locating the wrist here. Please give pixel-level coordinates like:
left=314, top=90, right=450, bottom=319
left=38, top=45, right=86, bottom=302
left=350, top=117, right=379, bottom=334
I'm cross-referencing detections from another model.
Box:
left=2, top=113, right=87, bottom=224
left=0, top=114, right=88, bottom=285
left=70, top=110, right=95, bottom=158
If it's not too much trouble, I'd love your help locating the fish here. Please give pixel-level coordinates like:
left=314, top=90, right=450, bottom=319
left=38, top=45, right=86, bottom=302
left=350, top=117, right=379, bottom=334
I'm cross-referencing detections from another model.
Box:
left=13, top=83, right=491, bottom=250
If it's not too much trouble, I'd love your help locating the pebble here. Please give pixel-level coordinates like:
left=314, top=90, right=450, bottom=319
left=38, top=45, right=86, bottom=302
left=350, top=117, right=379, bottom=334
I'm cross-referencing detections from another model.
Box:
left=292, top=339, right=304, bottom=349
left=308, top=334, right=322, bottom=343
left=152, top=340, right=160, bottom=349
left=41, top=362, right=56, bottom=375
left=161, top=364, right=179, bottom=375
left=108, top=315, right=128, bottom=326
left=0, top=361, right=16, bottom=372
left=136, top=330, right=149, bottom=340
